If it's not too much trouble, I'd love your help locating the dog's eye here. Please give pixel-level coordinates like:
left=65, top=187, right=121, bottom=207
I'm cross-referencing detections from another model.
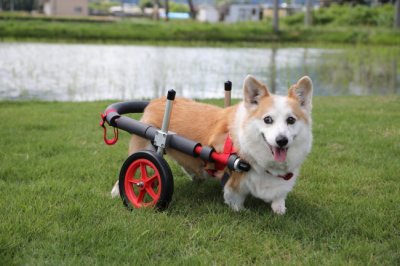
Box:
left=287, top=116, right=296, bottom=125
left=264, top=116, right=273, bottom=124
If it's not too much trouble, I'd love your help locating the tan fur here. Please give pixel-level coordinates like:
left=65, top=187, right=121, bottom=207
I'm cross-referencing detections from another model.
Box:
left=251, top=96, right=275, bottom=120
left=226, top=171, right=246, bottom=191
left=129, top=97, right=238, bottom=178
left=287, top=96, right=309, bottom=124
left=288, top=76, right=313, bottom=119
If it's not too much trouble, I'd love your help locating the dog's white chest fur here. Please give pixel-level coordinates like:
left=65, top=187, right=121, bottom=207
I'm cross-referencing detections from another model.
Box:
left=244, top=169, right=297, bottom=202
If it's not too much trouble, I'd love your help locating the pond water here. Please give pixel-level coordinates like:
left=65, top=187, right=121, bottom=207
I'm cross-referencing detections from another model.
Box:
left=0, top=43, right=399, bottom=101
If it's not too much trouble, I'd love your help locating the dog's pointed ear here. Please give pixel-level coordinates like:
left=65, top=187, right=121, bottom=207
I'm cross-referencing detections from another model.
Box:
left=289, top=76, right=313, bottom=112
left=243, top=75, right=270, bottom=109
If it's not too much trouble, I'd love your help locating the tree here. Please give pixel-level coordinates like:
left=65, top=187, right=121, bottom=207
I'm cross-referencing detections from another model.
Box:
left=1, top=0, right=37, bottom=11
left=273, top=0, right=279, bottom=32
left=305, top=0, right=313, bottom=26
left=153, top=0, right=160, bottom=20
left=395, top=0, right=400, bottom=28
left=164, top=0, right=169, bottom=21
left=187, top=0, right=195, bottom=19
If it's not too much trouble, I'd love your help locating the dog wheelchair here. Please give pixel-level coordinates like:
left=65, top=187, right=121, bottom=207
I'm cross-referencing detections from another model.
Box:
left=100, top=82, right=250, bottom=210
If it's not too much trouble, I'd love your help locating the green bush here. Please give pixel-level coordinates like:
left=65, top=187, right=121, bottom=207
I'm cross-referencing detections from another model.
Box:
left=283, top=12, right=304, bottom=26
left=283, top=4, right=394, bottom=27
left=169, top=2, right=189, bottom=13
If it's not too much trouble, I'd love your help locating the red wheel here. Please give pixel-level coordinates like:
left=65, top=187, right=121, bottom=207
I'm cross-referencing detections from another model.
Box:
left=119, top=150, right=173, bottom=210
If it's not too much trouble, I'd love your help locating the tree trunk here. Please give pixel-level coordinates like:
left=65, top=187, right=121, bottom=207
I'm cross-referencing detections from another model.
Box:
left=153, top=0, right=160, bottom=20
left=273, top=0, right=279, bottom=33
left=395, top=0, right=400, bottom=28
left=164, top=0, right=169, bottom=21
left=188, top=0, right=195, bottom=20
left=305, top=0, right=312, bottom=27
left=269, top=48, right=277, bottom=93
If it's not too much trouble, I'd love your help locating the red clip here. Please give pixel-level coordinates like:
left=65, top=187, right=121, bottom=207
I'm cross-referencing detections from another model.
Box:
left=100, top=109, right=118, bottom=145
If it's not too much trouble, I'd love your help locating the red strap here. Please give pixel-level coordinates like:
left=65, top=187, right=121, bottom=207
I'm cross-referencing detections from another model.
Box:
left=100, top=109, right=118, bottom=145
left=223, top=134, right=236, bottom=154
left=214, top=135, right=236, bottom=171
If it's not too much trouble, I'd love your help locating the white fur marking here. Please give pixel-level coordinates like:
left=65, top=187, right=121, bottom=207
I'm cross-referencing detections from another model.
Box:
left=271, top=198, right=286, bottom=215
left=111, top=181, right=120, bottom=198
left=224, top=186, right=247, bottom=212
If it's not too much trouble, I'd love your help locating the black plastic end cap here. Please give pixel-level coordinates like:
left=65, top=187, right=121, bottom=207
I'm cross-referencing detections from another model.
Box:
left=224, top=81, right=232, bottom=91
left=167, top=90, right=176, bottom=100
left=238, top=161, right=251, bottom=172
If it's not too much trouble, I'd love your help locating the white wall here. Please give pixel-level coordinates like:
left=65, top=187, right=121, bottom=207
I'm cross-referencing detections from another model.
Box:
left=198, top=6, right=219, bottom=23
left=224, top=5, right=260, bottom=23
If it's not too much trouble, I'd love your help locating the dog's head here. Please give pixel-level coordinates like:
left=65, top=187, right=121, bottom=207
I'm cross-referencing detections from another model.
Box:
left=240, top=75, right=313, bottom=165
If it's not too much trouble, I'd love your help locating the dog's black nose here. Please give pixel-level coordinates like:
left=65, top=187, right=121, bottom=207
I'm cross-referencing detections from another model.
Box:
left=276, top=135, right=288, bottom=147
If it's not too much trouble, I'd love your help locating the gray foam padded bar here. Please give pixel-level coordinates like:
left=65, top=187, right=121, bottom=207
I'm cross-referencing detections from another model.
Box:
left=104, top=101, right=149, bottom=127
left=106, top=101, right=149, bottom=115
left=169, top=134, right=200, bottom=157
left=114, top=116, right=157, bottom=140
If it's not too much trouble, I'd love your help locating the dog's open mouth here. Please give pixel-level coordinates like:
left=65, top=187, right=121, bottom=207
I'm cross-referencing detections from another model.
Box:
left=270, top=146, right=288, bottom=162
left=262, top=133, right=288, bottom=162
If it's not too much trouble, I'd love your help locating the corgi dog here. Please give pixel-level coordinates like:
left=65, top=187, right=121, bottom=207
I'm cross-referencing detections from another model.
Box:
left=111, top=75, right=313, bottom=215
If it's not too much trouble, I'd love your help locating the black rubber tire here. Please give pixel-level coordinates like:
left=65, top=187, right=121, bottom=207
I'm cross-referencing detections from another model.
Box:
left=119, top=150, right=174, bottom=211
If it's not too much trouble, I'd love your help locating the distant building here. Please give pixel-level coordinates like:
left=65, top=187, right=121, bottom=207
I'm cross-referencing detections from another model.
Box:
left=262, top=4, right=302, bottom=18
left=43, top=0, right=88, bottom=16
left=197, top=5, right=219, bottom=23
left=109, top=4, right=142, bottom=16
left=220, top=4, right=262, bottom=23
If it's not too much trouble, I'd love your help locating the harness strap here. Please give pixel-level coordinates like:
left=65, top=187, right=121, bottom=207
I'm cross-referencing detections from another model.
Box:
left=216, top=134, right=236, bottom=171
left=206, top=134, right=236, bottom=178
left=220, top=172, right=230, bottom=187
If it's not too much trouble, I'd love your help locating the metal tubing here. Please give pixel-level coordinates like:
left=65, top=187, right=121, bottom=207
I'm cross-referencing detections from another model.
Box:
left=115, top=115, right=201, bottom=158
left=158, top=90, right=176, bottom=155
left=161, top=99, right=173, bottom=133
left=224, top=81, right=232, bottom=108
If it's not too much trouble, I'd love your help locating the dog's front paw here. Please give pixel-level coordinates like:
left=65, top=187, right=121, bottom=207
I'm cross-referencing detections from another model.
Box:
left=271, top=199, right=286, bottom=215
left=224, top=188, right=246, bottom=212
left=226, top=200, right=245, bottom=212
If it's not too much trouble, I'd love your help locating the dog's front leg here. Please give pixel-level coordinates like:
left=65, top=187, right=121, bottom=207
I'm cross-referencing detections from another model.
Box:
left=223, top=173, right=248, bottom=211
left=224, top=186, right=247, bottom=211
left=271, top=197, right=286, bottom=215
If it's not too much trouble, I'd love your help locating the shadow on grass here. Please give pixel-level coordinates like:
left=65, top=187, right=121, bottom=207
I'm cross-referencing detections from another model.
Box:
left=168, top=178, right=341, bottom=239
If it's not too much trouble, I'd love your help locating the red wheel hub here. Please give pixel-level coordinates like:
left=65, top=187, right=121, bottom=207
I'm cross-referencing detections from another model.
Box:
left=124, top=159, right=162, bottom=208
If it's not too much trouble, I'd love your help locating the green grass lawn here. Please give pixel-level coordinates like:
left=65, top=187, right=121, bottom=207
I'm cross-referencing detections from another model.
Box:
left=0, top=97, right=399, bottom=265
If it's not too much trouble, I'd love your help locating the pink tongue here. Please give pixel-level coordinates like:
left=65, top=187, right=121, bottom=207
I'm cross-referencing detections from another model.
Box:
left=273, top=147, right=287, bottom=162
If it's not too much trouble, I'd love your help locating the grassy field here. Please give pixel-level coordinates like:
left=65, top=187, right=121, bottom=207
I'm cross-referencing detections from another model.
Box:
left=0, top=14, right=399, bottom=46
left=0, top=97, right=399, bottom=265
